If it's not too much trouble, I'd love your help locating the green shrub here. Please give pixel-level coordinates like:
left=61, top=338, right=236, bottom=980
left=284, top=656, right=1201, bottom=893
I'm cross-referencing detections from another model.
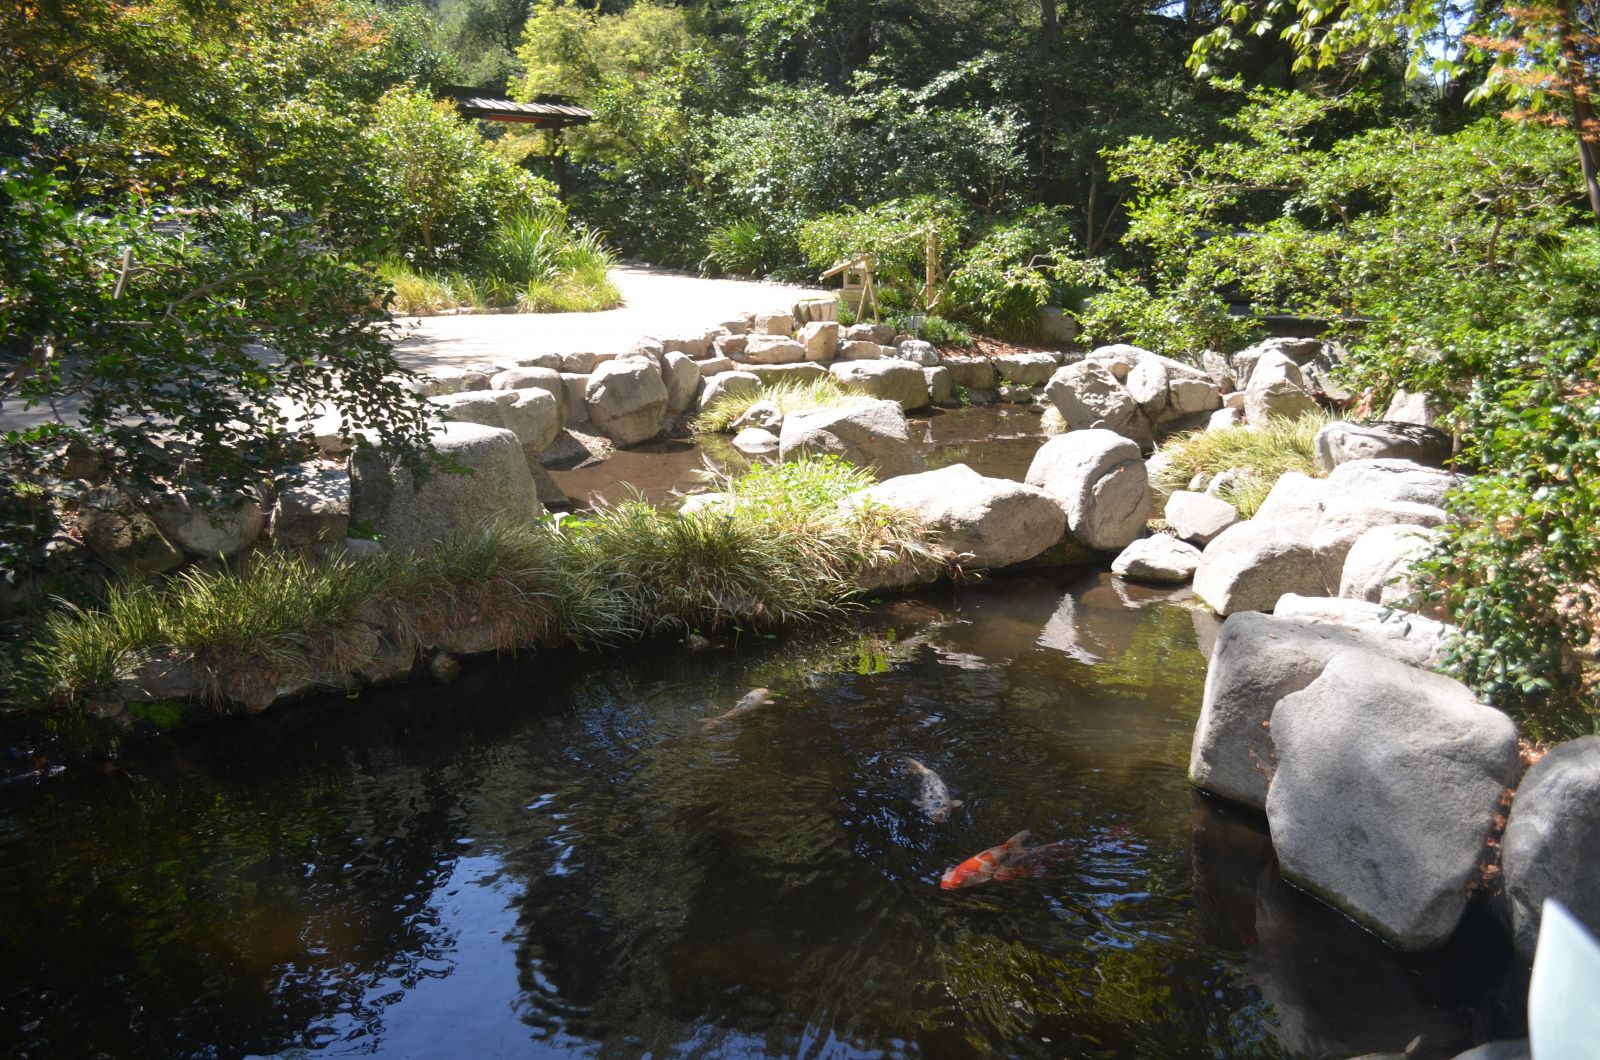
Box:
left=1150, top=413, right=1333, bottom=516
left=947, top=207, right=1080, bottom=340
left=799, top=196, right=967, bottom=313
left=702, top=219, right=778, bottom=277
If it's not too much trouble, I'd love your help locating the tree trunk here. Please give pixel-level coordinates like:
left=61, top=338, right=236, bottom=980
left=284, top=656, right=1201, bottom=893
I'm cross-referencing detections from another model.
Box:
left=1038, top=0, right=1063, bottom=203
left=1557, top=2, right=1600, bottom=220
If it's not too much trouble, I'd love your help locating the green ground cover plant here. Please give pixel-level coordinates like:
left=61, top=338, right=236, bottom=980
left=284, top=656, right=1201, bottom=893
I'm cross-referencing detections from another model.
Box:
left=1150, top=413, right=1333, bottom=517
left=15, top=458, right=941, bottom=712
left=691, top=378, right=875, bottom=434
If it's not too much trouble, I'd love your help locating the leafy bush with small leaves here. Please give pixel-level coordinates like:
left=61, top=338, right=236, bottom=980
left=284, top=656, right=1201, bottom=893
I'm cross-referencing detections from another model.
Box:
left=947, top=207, right=1081, bottom=339
left=799, top=196, right=967, bottom=313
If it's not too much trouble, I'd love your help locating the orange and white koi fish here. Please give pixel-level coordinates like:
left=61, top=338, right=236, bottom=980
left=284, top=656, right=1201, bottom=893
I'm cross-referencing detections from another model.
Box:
left=901, top=756, right=963, bottom=821
left=702, top=687, right=775, bottom=728
left=939, top=830, right=1081, bottom=889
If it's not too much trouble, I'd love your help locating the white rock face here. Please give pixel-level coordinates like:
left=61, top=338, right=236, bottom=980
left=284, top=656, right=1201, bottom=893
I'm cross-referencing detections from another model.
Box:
left=1500, top=736, right=1600, bottom=959
left=1314, top=421, right=1453, bottom=471
left=586, top=357, right=668, bottom=446
left=1111, top=535, right=1201, bottom=584
left=700, top=370, right=762, bottom=410
left=1084, top=344, right=1146, bottom=380
left=1044, top=360, right=1153, bottom=449
left=696, top=355, right=739, bottom=377
left=662, top=351, right=703, bottom=413
left=272, top=465, right=352, bottom=547
left=1164, top=490, right=1240, bottom=546
left=742, top=335, right=807, bottom=365
left=660, top=331, right=715, bottom=359
left=1338, top=523, right=1438, bottom=604
left=148, top=490, right=266, bottom=558
left=1208, top=407, right=1242, bottom=431
left=1267, top=651, right=1521, bottom=950
left=779, top=400, right=926, bottom=479
left=1192, top=520, right=1326, bottom=615
left=350, top=422, right=541, bottom=554
left=1189, top=611, right=1410, bottom=810
left=829, top=360, right=930, bottom=411
left=732, top=427, right=780, bottom=454
left=924, top=366, right=956, bottom=407
left=799, top=320, right=840, bottom=363
left=993, top=352, right=1058, bottom=386
left=856, top=463, right=1066, bottom=569
left=1254, top=471, right=1328, bottom=527
left=838, top=340, right=888, bottom=361
left=1025, top=430, right=1150, bottom=551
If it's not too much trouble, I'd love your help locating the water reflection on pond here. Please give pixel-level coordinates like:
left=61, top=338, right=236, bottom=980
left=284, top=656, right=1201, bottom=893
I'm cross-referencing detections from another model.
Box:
left=0, top=573, right=1521, bottom=1058
left=550, top=404, right=1051, bottom=509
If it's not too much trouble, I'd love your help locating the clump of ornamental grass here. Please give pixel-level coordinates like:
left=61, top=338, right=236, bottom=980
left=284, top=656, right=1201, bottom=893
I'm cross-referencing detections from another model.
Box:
left=1151, top=411, right=1335, bottom=516
left=691, top=378, right=874, bottom=434
left=371, top=521, right=629, bottom=653
left=17, top=457, right=941, bottom=712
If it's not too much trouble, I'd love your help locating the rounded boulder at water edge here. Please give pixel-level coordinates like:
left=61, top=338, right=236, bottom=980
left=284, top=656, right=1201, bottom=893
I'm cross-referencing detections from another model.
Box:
left=1024, top=429, right=1150, bottom=551
left=1111, top=535, right=1201, bottom=584
left=778, top=400, right=926, bottom=479
left=1500, top=735, right=1600, bottom=960
left=853, top=463, right=1066, bottom=570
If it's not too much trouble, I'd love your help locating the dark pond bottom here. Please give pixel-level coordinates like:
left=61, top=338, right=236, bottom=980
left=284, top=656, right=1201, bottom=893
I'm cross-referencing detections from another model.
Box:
left=0, top=573, right=1523, bottom=1058
left=550, top=405, right=1052, bottom=509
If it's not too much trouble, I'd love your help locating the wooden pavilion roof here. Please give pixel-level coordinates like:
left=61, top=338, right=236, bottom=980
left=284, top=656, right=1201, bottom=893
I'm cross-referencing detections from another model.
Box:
left=440, top=87, right=594, bottom=128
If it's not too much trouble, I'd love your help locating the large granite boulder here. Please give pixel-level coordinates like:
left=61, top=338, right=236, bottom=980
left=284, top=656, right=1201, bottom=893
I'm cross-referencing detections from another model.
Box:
left=558, top=373, right=591, bottom=425
left=742, top=335, right=808, bottom=365
left=700, top=371, right=763, bottom=410
left=1325, top=457, right=1458, bottom=507
left=895, top=339, right=941, bottom=367
left=1111, top=535, right=1201, bottom=584
left=856, top=463, right=1065, bottom=569
left=661, top=351, right=703, bottom=413
left=150, top=492, right=266, bottom=558
left=1243, top=376, right=1319, bottom=424
left=1189, top=612, right=1406, bottom=810
left=844, top=321, right=895, bottom=344
left=754, top=310, right=795, bottom=336
left=271, top=465, right=351, bottom=547
left=1309, top=496, right=1448, bottom=593
left=1314, top=420, right=1453, bottom=472
left=829, top=360, right=930, bottom=411
left=350, top=422, right=541, bottom=553
left=1192, top=521, right=1325, bottom=615
left=1164, top=490, right=1240, bottom=546
left=1500, top=736, right=1600, bottom=960
left=1267, top=652, right=1521, bottom=950
left=730, top=400, right=782, bottom=432
left=1024, top=430, right=1150, bottom=551
left=586, top=357, right=668, bottom=446
left=993, top=351, right=1058, bottom=386
left=940, top=354, right=999, bottom=390
left=78, top=492, right=184, bottom=572
left=1339, top=523, right=1438, bottom=605
left=1044, top=360, right=1153, bottom=449
left=1272, top=593, right=1456, bottom=668
left=490, top=366, right=567, bottom=423
left=799, top=320, right=839, bottom=363
left=924, top=366, right=956, bottom=407
left=1385, top=388, right=1445, bottom=427
left=779, top=400, right=926, bottom=479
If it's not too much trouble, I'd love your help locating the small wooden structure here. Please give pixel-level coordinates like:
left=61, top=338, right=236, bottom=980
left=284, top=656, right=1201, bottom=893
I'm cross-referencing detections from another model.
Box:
left=821, top=256, right=878, bottom=323
left=439, top=87, right=595, bottom=201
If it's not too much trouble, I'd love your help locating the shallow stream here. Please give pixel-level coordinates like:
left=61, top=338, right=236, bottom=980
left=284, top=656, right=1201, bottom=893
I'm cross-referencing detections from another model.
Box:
left=0, top=574, right=1522, bottom=1058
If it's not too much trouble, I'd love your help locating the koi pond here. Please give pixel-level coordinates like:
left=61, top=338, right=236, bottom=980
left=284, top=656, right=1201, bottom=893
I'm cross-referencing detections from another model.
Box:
left=0, top=572, right=1523, bottom=1058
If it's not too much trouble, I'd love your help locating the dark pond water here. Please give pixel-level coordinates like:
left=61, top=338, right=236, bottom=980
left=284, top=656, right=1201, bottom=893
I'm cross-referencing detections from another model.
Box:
left=0, top=573, right=1522, bottom=1059
left=550, top=405, right=1051, bottom=509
